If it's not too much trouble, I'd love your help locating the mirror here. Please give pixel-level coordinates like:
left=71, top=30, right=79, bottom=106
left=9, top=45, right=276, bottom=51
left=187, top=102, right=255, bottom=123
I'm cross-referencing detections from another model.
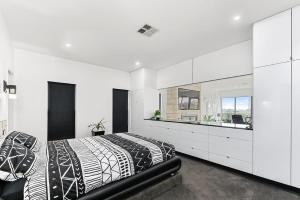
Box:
left=159, top=75, right=253, bottom=127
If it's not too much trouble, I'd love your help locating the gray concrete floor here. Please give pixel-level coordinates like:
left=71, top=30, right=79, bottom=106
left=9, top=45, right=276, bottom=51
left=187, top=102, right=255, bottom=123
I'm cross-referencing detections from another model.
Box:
left=155, top=154, right=300, bottom=200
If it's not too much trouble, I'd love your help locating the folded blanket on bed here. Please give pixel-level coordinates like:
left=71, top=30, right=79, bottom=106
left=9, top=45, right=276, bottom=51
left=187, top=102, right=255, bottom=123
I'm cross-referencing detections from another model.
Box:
left=6, top=133, right=175, bottom=200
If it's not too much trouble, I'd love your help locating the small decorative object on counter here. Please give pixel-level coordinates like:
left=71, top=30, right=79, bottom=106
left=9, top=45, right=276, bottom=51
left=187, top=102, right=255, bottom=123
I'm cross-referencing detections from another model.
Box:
left=88, top=119, right=106, bottom=136
left=154, top=110, right=161, bottom=120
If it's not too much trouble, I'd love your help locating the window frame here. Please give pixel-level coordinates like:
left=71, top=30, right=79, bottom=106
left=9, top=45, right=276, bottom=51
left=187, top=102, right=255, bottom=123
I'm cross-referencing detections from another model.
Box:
left=221, top=96, right=252, bottom=122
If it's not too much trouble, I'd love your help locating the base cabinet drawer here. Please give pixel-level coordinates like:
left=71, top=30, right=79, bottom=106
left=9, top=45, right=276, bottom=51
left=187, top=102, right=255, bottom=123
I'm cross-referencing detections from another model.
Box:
left=174, top=143, right=209, bottom=160
left=209, top=135, right=252, bottom=163
left=170, top=129, right=208, bottom=152
left=209, top=153, right=252, bottom=173
left=209, top=126, right=252, bottom=141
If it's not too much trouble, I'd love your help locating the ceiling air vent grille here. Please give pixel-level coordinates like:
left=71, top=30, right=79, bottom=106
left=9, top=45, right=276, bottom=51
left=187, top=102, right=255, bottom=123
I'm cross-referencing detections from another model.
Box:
left=138, top=24, right=158, bottom=37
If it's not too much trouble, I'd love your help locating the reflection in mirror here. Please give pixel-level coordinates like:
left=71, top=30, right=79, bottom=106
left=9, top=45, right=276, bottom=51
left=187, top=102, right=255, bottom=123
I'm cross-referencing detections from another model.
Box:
left=159, top=75, right=253, bottom=128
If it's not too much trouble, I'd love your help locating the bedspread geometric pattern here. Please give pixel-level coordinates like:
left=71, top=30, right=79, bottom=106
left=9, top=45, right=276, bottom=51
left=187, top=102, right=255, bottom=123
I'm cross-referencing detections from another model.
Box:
left=26, top=133, right=175, bottom=200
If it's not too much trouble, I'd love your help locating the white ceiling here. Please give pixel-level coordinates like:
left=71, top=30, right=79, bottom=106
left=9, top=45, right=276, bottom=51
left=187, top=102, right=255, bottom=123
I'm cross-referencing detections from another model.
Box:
left=0, top=0, right=299, bottom=71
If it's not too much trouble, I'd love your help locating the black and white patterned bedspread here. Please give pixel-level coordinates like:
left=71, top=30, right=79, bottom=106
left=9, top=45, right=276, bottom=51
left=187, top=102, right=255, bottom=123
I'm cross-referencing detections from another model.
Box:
left=26, top=133, right=175, bottom=200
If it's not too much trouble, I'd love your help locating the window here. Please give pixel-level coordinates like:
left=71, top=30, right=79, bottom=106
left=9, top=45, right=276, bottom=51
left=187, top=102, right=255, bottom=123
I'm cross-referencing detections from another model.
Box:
left=189, top=98, right=199, bottom=110
left=178, top=97, right=190, bottom=110
left=221, top=96, right=252, bottom=123
left=221, top=97, right=235, bottom=123
left=178, top=89, right=200, bottom=110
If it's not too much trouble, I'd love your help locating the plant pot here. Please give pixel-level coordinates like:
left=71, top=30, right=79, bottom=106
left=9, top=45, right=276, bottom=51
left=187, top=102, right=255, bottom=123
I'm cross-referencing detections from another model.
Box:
left=155, top=116, right=160, bottom=120
left=92, top=130, right=105, bottom=136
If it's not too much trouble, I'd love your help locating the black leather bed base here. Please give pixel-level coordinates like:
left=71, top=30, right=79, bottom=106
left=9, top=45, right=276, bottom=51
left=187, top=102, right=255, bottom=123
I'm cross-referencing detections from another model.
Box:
left=78, top=156, right=182, bottom=200
left=0, top=157, right=181, bottom=200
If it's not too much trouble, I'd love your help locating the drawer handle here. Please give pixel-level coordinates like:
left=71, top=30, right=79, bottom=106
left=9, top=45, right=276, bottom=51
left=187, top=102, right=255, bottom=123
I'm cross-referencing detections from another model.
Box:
left=226, top=155, right=230, bottom=159
left=226, top=137, right=230, bottom=139
left=191, top=147, right=195, bottom=150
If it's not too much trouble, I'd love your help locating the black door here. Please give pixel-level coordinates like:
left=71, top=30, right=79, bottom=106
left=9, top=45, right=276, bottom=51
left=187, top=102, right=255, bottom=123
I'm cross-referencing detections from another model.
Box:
left=48, top=82, right=75, bottom=141
left=113, top=89, right=128, bottom=133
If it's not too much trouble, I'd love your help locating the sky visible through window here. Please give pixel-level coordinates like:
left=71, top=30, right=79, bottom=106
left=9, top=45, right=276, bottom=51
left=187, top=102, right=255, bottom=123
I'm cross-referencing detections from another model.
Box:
left=222, top=98, right=235, bottom=110
left=236, top=97, right=251, bottom=111
left=222, top=97, right=250, bottom=110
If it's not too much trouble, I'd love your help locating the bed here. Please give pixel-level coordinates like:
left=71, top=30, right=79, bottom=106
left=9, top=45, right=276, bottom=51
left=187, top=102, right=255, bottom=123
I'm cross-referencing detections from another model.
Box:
left=0, top=132, right=181, bottom=200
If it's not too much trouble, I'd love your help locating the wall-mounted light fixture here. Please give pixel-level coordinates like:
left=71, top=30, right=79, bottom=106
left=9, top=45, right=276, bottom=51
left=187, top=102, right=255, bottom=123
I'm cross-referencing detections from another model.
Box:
left=3, top=80, right=17, bottom=99
left=3, top=80, right=7, bottom=93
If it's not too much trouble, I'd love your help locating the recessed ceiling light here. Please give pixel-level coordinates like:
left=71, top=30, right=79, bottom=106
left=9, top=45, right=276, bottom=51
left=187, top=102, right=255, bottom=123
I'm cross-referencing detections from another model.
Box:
left=65, top=43, right=72, bottom=48
left=135, top=61, right=141, bottom=66
left=233, top=15, right=241, bottom=21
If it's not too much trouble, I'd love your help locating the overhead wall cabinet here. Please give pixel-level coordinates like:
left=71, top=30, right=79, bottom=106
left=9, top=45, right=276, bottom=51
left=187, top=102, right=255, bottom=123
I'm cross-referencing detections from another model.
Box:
left=293, top=6, right=300, bottom=61
left=157, top=41, right=253, bottom=89
left=253, top=63, right=292, bottom=184
left=292, top=60, right=300, bottom=188
left=193, top=41, right=252, bottom=83
left=253, top=10, right=291, bottom=68
left=157, top=59, right=193, bottom=89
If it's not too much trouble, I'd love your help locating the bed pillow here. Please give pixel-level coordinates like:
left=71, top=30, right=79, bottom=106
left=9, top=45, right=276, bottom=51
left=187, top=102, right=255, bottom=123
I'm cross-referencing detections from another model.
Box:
left=0, top=139, right=37, bottom=181
left=5, top=131, right=40, bottom=152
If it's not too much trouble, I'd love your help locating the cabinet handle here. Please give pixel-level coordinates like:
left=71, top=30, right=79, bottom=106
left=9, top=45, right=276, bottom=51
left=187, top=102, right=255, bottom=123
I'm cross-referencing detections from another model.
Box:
left=226, top=155, right=230, bottom=159
left=226, top=137, right=230, bottom=139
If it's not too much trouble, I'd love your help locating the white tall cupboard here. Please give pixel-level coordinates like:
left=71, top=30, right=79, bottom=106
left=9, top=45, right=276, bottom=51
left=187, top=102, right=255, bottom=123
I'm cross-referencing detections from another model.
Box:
left=292, top=60, right=300, bottom=188
left=253, top=10, right=291, bottom=68
left=253, top=63, right=292, bottom=185
left=291, top=5, right=300, bottom=189
left=293, top=6, right=300, bottom=61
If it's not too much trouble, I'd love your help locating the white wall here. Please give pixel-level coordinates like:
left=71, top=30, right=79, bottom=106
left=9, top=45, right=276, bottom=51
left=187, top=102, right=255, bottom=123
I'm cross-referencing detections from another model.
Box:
left=0, top=12, right=13, bottom=123
left=130, top=68, right=159, bottom=134
left=13, top=48, right=130, bottom=142
left=144, top=69, right=159, bottom=119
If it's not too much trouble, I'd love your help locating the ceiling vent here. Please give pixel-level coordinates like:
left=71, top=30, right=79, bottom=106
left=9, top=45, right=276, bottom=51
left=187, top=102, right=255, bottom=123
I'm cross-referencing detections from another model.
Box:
left=138, top=24, right=158, bottom=37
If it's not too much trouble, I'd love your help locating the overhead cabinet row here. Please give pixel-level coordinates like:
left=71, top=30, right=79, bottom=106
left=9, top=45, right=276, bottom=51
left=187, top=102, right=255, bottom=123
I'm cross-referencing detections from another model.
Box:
left=156, top=41, right=252, bottom=89
left=253, top=7, right=300, bottom=68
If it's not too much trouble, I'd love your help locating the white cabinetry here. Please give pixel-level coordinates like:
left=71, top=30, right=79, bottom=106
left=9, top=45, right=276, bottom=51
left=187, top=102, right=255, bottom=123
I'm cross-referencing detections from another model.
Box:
left=209, top=127, right=252, bottom=173
left=253, top=10, right=291, bottom=68
left=253, top=63, right=291, bottom=184
left=157, top=59, right=193, bottom=89
left=292, top=60, right=300, bottom=188
left=143, top=120, right=253, bottom=173
left=293, top=6, right=300, bottom=61
left=193, top=41, right=252, bottom=83
left=169, top=123, right=209, bottom=160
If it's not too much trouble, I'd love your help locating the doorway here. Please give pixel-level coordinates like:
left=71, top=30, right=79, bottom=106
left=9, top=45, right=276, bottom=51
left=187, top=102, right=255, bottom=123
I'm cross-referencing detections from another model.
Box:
left=113, top=89, right=128, bottom=133
left=48, top=82, right=76, bottom=141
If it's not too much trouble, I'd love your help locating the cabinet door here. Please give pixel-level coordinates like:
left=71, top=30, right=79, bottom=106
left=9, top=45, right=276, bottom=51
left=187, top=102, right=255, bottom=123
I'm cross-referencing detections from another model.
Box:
left=292, top=60, right=300, bottom=188
left=253, top=62, right=291, bottom=184
left=157, top=59, right=193, bottom=89
left=193, top=41, right=252, bottom=83
left=253, top=10, right=291, bottom=68
left=293, top=6, right=300, bottom=61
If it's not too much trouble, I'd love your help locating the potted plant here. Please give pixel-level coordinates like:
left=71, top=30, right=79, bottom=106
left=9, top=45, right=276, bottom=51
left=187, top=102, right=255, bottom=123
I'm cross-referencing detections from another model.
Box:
left=88, top=119, right=106, bottom=136
left=154, top=110, right=161, bottom=120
